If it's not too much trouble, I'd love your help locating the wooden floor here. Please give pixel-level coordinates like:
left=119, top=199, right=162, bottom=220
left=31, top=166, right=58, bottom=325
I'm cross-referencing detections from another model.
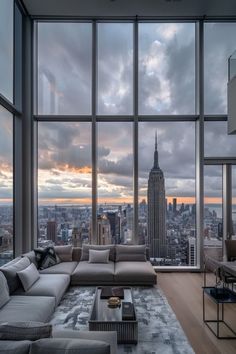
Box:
left=157, top=272, right=236, bottom=354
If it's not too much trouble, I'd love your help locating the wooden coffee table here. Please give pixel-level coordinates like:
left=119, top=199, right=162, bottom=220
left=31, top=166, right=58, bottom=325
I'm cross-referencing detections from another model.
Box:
left=89, top=287, right=138, bottom=344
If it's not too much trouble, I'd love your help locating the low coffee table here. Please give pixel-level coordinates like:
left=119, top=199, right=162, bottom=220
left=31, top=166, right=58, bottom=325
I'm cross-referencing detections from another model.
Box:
left=89, top=287, right=138, bottom=344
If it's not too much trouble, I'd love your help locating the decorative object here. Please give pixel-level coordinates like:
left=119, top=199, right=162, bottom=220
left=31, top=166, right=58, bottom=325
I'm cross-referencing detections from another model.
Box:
left=107, top=296, right=121, bottom=308
left=50, top=286, right=195, bottom=353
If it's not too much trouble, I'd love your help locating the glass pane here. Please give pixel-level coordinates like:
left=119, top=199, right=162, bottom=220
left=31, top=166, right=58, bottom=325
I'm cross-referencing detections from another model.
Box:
left=204, top=121, right=236, bottom=157
left=37, top=23, right=92, bottom=115
left=97, top=122, right=133, bottom=244
left=204, top=23, right=236, bottom=114
left=139, top=122, right=196, bottom=266
left=0, top=0, right=13, bottom=102
left=97, top=23, right=133, bottom=115
left=204, top=165, right=223, bottom=261
left=139, top=23, right=195, bottom=115
left=232, top=166, right=236, bottom=236
left=0, top=106, right=13, bottom=264
left=38, top=122, right=92, bottom=247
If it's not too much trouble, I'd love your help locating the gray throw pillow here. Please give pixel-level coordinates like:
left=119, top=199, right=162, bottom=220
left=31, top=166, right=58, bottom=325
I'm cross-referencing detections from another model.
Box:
left=17, top=263, right=40, bottom=292
left=0, top=322, right=52, bottom=341
left=88, top=249, right=110, bottom=263
left=0, top=257, right=30, bottom=294
left=81, top=244, right=115, bottom=262
left=116, top=245, right=147, bottom=262
left=0, top=272, right=10, bottom=309
left=54, top=245, right=72, bottom=262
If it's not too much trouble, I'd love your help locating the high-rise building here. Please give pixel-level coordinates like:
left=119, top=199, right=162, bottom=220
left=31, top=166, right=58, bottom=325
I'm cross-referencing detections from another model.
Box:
left=107, top=212, right=120, bottom=244
left=72, top=226, right=82, bottom=247
left=46, top=221, right=57, bottom=242
left=187, top=237, right=196, bottom=266
left=97, top=214, right=111, bottom=245
left=173, top=198, right=177, bottom=215
left=147, top=133, right=166, bottom=258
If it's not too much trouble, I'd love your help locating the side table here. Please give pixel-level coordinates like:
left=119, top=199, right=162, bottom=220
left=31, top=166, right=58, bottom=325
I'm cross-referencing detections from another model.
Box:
left=203, top=286, right=236, bottom=339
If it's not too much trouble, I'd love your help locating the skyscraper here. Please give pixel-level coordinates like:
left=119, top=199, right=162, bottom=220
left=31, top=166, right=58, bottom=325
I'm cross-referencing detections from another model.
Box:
left=148, top=133, right=166, bottom=258
left=46, top=221, right=57, bottom=242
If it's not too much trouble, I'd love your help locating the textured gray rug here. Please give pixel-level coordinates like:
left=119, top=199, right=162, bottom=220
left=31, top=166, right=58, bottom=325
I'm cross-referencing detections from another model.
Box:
left=50, top=286, right=195, bottom=354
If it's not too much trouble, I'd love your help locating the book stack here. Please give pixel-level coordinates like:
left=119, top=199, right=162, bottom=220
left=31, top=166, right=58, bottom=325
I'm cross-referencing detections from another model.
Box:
left=100, top=287, right=124, bottom=299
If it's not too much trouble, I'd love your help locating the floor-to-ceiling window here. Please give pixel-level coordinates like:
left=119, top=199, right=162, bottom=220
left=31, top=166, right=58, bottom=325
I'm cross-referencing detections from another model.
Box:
left=232, top=166, right=236, bottom=235
left=35, top=20, right=198, bottom=268
left=0, top=0, right=22, bottom=264
left=34, top=18, right=236, bottom=269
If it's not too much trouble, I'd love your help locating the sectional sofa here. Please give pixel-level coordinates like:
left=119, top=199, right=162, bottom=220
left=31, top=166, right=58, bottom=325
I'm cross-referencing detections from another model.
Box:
left=0, top=244, right=156, bottom=354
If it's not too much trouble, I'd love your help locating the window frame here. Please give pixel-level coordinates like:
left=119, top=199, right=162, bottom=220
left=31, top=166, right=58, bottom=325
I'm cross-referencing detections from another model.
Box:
left=32, top=18, right=236, bottom=271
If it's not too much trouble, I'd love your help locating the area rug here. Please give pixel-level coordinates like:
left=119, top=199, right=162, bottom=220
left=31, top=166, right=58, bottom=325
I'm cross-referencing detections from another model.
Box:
left=50, top=286, right=195, bottom=354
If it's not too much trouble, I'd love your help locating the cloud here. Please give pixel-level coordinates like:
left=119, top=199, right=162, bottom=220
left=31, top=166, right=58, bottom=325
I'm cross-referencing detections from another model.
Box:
left=204, top=23, right=236, bottom=114
left=38, top=22, right=92, bottom=115
left=35, top=22, right=236, bottom=202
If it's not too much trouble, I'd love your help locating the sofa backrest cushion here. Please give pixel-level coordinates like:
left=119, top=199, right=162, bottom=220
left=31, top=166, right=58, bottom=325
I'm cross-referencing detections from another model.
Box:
left=23, top=251, right=38, bottom=267
left=0, top=322, right=52, bottom=341
left=116, top=245, right=147, bottom=262
left=81, top=244, right=115, bottom=262
left=0, top=271, right=10, bottom=309
left=17, top=263, right=40, bottom=292
left=29, top=338, right=110, bottom=354
left=88, top=249, right=110, bottom=263
left=54, top=245, right=72, bottom=262
left=0, top=257, right=30, bottom=294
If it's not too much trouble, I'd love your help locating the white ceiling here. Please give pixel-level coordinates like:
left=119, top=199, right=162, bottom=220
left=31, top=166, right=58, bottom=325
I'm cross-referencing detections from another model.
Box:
left=21, top=0, right=236, bottom=18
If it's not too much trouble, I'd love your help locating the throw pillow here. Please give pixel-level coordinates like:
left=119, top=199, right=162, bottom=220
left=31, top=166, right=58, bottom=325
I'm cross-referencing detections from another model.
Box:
left=88, top=249, right=110, bottom=263
left=17, top=263, right=40, bottom=292
left=0, top=257, right=30, bottom=294
left=54, top=245, right=72, bottom=262
left=116, top=245, right=147, bottom=262
left=81, top=244, right=115, bottom=262
left=0, top=272, right=10, bottom=309
left=34, top=247, right=61, bottom=270
left=0, top=322, right=52, bottom=341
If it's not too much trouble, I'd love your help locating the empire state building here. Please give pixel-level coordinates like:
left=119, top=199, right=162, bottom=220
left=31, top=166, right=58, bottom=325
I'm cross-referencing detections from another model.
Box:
left=147, top=134, right=166, bottom=258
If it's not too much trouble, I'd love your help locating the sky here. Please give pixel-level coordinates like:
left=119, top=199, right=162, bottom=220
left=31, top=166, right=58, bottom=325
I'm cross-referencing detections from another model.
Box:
left=1, top=21, right=236, bottom=205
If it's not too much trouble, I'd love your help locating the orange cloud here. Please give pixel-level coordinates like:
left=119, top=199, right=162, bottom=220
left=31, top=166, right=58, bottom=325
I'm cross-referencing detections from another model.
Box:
left=56, top=164, right=92, bottom=174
